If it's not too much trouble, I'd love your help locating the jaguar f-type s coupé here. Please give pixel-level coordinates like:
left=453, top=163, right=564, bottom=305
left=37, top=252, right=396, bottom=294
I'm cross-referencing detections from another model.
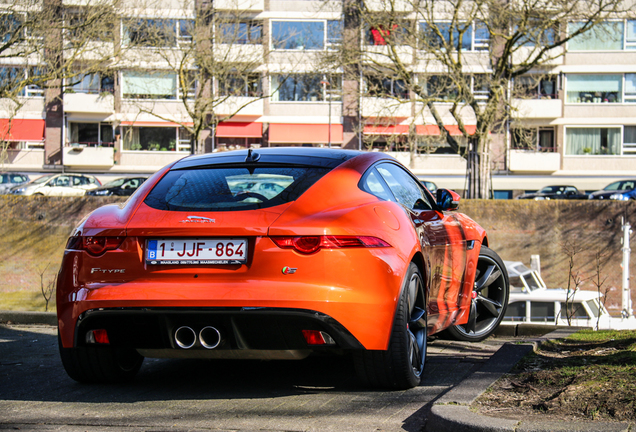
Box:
left=57, top=148, right=509, bottom=389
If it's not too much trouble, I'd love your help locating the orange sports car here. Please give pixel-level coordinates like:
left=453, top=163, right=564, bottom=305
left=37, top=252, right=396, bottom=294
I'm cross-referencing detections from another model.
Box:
left=56, top=148, right=509, bottom=389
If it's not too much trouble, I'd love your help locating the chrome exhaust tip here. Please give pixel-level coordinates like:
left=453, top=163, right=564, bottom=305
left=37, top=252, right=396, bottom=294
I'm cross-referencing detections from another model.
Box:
left=199, top=326, right=221, bottom=349
left=174, top=326, right=196, bottom=349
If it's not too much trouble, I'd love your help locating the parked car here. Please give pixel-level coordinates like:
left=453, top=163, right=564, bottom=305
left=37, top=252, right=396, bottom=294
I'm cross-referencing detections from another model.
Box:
left=86, top=177, right=147, bottom=196
left=10, top=173, right=100, bottom=196
left=516, top=185, right=588, bottom=200
left=0, top=172, right=29, bottom=194
left=502, top=261, right=636, bottom=330
left=420, top=180, right=438, bottom=193
left=229, top=180, right=287, bottom=200
left=588, top=179, right=636, bottom=201
left=56, top=148, right=510, bottom=388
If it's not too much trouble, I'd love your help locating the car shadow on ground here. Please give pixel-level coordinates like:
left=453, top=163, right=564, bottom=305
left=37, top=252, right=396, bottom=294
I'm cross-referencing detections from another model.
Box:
left=0, top=325, right=380, bottom=403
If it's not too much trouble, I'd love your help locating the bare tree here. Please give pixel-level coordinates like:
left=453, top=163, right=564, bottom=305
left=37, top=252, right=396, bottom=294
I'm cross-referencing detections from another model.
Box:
left=1, top=0, right=123, bottom=164
left=38, top=263, right=56, bottom=312
left=117, top=0, right=273, bottom=154
left=561, top=240, right=587, bottom=326
left=591, top=251, right=610, bottom=330
left=338, top=0, right=632, bottom=197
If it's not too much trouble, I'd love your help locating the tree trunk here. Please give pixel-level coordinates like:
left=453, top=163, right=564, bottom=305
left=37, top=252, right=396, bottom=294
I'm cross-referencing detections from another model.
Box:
left=465, top=138, right=492, bottom=199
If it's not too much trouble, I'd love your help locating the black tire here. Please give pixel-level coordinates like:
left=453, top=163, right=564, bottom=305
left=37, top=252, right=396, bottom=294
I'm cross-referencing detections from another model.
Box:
left=58, top=333, right=144, bottom=383
left=445, top=246, right=509, bottom=342
left=354, top=262, right=427, bottom=389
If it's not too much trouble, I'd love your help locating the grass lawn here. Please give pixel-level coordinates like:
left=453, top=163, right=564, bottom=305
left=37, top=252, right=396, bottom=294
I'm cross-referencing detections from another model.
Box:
left=475, top=329, right=636, bottom=422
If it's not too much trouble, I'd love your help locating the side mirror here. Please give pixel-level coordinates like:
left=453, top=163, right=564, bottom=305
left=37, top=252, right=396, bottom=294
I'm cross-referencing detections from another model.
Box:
left=436, top=188, right=460, bottom=211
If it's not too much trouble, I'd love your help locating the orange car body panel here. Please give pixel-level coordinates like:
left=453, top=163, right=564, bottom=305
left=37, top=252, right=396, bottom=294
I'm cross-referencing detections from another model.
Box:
left=57, top=150, right=486, bottom=353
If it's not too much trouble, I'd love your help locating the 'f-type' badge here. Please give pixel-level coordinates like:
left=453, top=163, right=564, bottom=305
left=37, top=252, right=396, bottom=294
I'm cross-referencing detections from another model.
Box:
left=282, top=266, right=297, bottom=275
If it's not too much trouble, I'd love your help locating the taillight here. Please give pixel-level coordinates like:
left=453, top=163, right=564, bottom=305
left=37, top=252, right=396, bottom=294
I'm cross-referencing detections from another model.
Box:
left=66, top=236, right=125, bottom=256
left=271, top=236, right=390, bottom=255
left=302, top=330, right=336, bottom=345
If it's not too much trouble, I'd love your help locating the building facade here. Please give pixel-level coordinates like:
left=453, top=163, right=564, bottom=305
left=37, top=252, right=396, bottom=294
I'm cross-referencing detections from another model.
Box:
left=1, top=0, right=635, bottom=196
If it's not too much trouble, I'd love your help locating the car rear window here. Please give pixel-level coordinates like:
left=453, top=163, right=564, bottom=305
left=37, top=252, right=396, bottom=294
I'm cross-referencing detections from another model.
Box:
left=144, top=166, right=330, bottom=211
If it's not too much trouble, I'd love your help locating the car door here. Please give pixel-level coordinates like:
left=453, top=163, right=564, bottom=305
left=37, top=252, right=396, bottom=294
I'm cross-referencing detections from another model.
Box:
left=374, top=163, right=468, bottom=330
left=47, top=175, right=71, bottom=196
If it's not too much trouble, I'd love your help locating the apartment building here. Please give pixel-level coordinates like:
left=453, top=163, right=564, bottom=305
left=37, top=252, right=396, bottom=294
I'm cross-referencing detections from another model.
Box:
left=1, top=0, right=635, bottom=195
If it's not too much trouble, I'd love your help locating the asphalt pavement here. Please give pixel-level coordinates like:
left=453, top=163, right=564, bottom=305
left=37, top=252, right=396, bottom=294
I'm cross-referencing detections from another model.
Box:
left=1, top=311, right=633, bottom=432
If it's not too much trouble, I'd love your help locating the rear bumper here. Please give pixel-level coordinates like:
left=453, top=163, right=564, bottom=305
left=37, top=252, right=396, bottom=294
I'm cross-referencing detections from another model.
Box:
left=71, top=307, right=364, bottom=359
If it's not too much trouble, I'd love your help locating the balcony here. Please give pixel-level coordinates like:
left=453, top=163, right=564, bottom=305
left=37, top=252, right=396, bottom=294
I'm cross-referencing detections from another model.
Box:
left=214, top=44, right=263, bottom=63
left=213, top=0, right=264, bottom=11
left=64, top=93, right=114, bottom=114
left=512, top=98, right=561, bottom=119
left=216, top=97, right=264, bottom=117
left=364, top=0, right=412, bottom=12
left=63, top=146, right=114, bottom=167
left=509, top=150, right=560, bottom=172
left=361, top=97, right=411, bottom=118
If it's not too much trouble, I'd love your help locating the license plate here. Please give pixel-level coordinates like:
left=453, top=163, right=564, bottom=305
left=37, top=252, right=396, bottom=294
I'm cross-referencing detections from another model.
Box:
left=146, top=239, right=248, bottom=265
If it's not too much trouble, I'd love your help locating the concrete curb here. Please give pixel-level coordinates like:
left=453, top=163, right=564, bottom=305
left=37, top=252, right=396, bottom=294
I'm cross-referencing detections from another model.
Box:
left=0, top=310, right=56, bottom=326
left=426, top=328, right=634, bottom=432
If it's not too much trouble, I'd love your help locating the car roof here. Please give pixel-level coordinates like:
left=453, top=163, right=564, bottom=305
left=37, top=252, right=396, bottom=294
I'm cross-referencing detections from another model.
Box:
left=172, top=147, right=367, bottom=170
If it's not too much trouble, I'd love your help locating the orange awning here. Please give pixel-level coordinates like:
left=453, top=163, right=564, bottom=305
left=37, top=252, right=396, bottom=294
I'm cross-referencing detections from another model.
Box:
left=269, top=124, right=343, bottom=144
left=0, top=119, right=45, bottom=141
left=363, top=125, right=410, bottom=135
left=216, top=122, right=262, bottom=138
left=416, top=125, right=476, bottom=136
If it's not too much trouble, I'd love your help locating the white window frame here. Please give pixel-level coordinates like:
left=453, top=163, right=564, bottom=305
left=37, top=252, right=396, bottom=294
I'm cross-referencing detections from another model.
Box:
left=121, top=17, right=194, bottom=49
left=564, top=125, right=625, bottom=156
left=419, top=20, right=489, bottom=52
left=270, top=73, right=342, bottom=103
left=567, top=19, right=636, bottom=51
left=121, top=126, right=190, bottom=153
left=67, top=121, right=114, bottom=147
left=270, top=19, right=341, bottom=51
left=564, top=74, right=626, bottom=104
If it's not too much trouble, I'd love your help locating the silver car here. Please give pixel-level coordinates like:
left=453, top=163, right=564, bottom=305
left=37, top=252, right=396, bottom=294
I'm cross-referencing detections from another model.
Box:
left=0, top=172, right=29, bottom=194
left=10, top=173, right=100, bottom=196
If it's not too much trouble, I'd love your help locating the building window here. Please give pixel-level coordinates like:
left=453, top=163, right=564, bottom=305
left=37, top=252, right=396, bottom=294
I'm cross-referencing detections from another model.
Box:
left=327, top=20, right=343, bottom=49
left=68, top=122, right=114, bottom=147
left=66, top=7, right=115, bottom=42
left=271, top=74, right=341, bottom=102
left=472, top=74, right=490, bottom=99
left=216, top=137, right=261, bottom=151
left=566, top=74, right=622, bottom=103
left=123, top=126, right=187, bottom=151
left=515, top=23, right=557, bottom=47
left=422, top=74, right=488, bottom=101
left=364, top=74, right=409, bottom=99
left=0, top=67, right=44, bottom=97
left=218, top=73, right=261, bottom=97
left=1, top=13, right=24, bottom=43
left=627, top=20, right=636, bottom=49
left=622, top=126, right=636, bottom=154
left=568, top=20, right=634, bottom=51
left=217, top=21, right=262, bottom=44
left=122, top=18, right=193, bottom=48
left=67, top=72, right=114, bottom=94
left=365, top=22, right=408, bottom=46
left=565, top=127, right=621, bottom=155
left=511, top=128, right=555, bottom=151
left=122, top=71, right=177, bottom=99
left=514, top=75, right=557, bottom=99
left=178, top=127, right=192, bottom=152
left=271, top=20, right=341, bottom=50
left=626, top=73, right=636, bottom=103
left=420, top=21, right=489, bottom=51
left=423, top=75, right=458, bottom=101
